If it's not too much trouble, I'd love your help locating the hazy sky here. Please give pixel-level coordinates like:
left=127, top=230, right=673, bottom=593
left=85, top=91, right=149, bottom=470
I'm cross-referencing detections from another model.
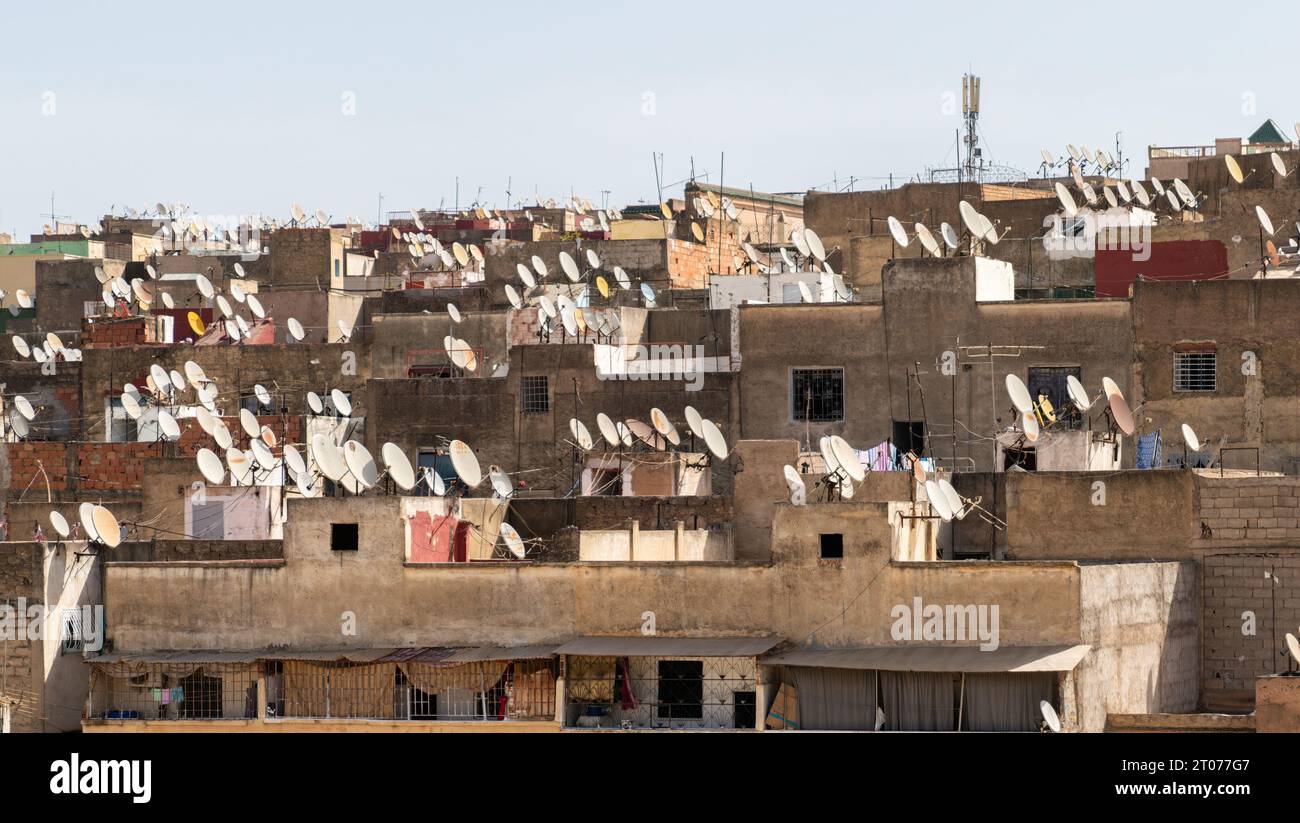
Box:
left=0, top=1, right=1287, bottom=237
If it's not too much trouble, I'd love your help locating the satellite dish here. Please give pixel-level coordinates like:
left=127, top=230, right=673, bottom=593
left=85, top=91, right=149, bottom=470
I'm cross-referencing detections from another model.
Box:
left=499, top=522, right=527, bottom=559
left=253, top=384, right=272, bottom=408
left=1256, top=205, right=1275, bottom=236
left=195, top=274, right=215, bottom=300
left=196, top=448, right=225, bottom=485
left=91, top=506, right=122, bottom=548
left=1103, top=377, right=1135, bottom=436
left=283, top=443, right=306, bottom=476
left=1271, top=152, right=1288, bottom=178
left=569, top=418, right=594, bottom=450
left=1132, top=180, right=1151, bottom=207
left=650, top=408, right=680, bottom=445
left=448, top=439, right=482, bottom=487
left=805, top=228, right=827, bottom=262
left=149, top=364, right=172, bottom=395
left=1022, top=410, right=1040, bottom=442
left=939, top=222, right=958, bottom=249
left=337, top=320, right=353, bottom=342
left=287, top=317, right=306, bottom=341
left=1181, top=423, right=1201, bottom=451
left=239, top=408, right=260, bottom=438
left=489, top=464, right=513, bottom=498
left=596, top=412, right=620, bottom=447
left=48, top=510, right=70, bottom=539
left=517, top=263, right=538, bottom=290
left=586, top=248, right=601, bottom=269
left=427, top=468, right=447, bottom=497
left=229, top=282, right=247, bottom=303
left=1066, top=375, right=1092, bottom=411
left=306, top=391, right=324, bottom=415
left=797, top=281, right=814, bottom=304
left=925, top=480, right=955, bottom=522
left=504, top=284, right=523, bottom=310
left=1225, top=155, right=1244, bottom=184
left=559, top=251, right=581, bottom=282
left=1173, top=178, right=1195, bottom=206
left=613, top=267, right=631, bottom=289
left=310, top=435, right=347, bottom=482
left=538, top=295, right=557, bottom=320
left=1103, top=187, right=1118, bottom=209
left=247, top=294, right=265, bottom=320
left=216, top=294, right=234, bottom=319
left=1286, top=632, right=1300, bottom=667
left=79, top=502, right=100, bottom=542
left=11, top=335, right=30, bottom=358
left=381, top=443, right=416, bottom=491
left=915, top=224, right=940, bottom=256
left=14, top=395, right=36, bottom=421
left=886, top=216, right=909, bottom=247
left=212, top=420, right=233, bottom=450
left=531, top=255, right=548, bottom=279
left=184, top=360, right=208, bottom=388
left=15, top=289, right=33, bottom=309
left=938, top=479, right=964, bottom=519
left=683, top=405, right=705, bottom=438
left=1054, top=183, right=1078, bottom=218
left=448, top=303, right=462, bottom=324
left=157, top=410, right=181, bottom=441
left=791, top=227, right=811, bottom=258
left=8, top=410, right=29, bottom=438
left=1040, top=700, right=1061, bottom=733
left=1005, top=374, right=1034, bottom=413
left=783, top=465, right=807, bottom=506
left=343, top=441, right=380, bottom=489
left=249, top=438, right=276, bottom=471
left=225, top=447, right=255, bottom=486
left=700, top=418, right=728, bottom=460
left=1150, top=177, right=1166, bottom=195
left=330, top=389, right=352, bottom=417
left=640, top=282, right=656, bottom=305
left=828, top=435, right=864, bottom=482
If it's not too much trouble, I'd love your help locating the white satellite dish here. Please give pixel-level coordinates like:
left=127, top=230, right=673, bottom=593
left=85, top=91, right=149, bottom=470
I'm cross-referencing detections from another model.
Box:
left=448, top=439, right=482, bottom=487
left=287, top=317, right=306, bottom=341
left=684, top=405, right=704, bottom=438
left=246, top=294, right=265, bottom=320
left=531, top=255, right=548, bottom=279
left=797, top=281, right=814, bottom=304
left=886, top=216, right=909, bottom=248
left=382, top=443, right=416, bottom=491
left=239, top=408, right=260, bottom=438
left=212, top=420, right=233, bottom=450
left=283, top=444, right=306, bottom=476
left=49, top=511, right=70, bottom=539
left=157, top=409, right=181, bottom=441
left=249, top=438, right=276, bottom=471
left=828, top=435, right=864, bottom=482
left=254, top=384, right=272, bottom=408
left=1040, top=700, right=1061, bottom=733
left=1181, top=423, right=1201, bottom=451
left=229, top=282, right=247, bottom=303
left=196, top=447, right=225, bottom=485
left=427, top=469, right=446, bottom=497
left=783, top=465, right=807, bottom=506
left=569, top=418, right=594, bottom=451
left=16, top=289, right=33, bottom=309
left=306, top=391, right=324, bottom=415
left=559, top=251, right=581, bottom=282
left=79, top=502, right=100, bottom=542
left=489, top=464, right=513, bottom=498
left=448, top=303, right=462, bottom=324
left=700, top=418, right=728, bottom=460
left=337, top=320, right=353, bottom=342
left=1225, top=155, right=1244, bottom=184
left=650, top=408, right=680, bottom=446
left=586, top=248, right=601, bottom=269
left=1054, top=183, right=1078, bottom=217
left=1286, top=633, right=1300, bottom=667
left=1271, top=152, right=1287, bottom=178
left=330, top=389, right=352, bottom=417
left=805, top=228, right=827, bottom=262
left=939, top=223, right=958, bottom=250
left=8, top=410, right=29, bottom=438
left=499, top=522, right=527, bottom=559
left=1066, top=375, right=1092, bottom=411
left=310, top=435, right=347, bottom=482
left=14, top=395, right=36, bottom=421
left=915, top=224, right=940, bottom=256
left=596, top=412, right=620, bottom=447
left=1005, top=374, right=1033, bottom=414
left=614, top=267, right=631, bottom=290
left=1022, top=410, right=1040, bottom=442
left=11, top=335, right=30, bottom=358
left=1256, top=205, right=1275, bottom=236
left=504, top=284, right=523, bottom=310
left=925, top=480, right=954, bottom=522
left=938, top=479, right=964, bottom=519
left=343, top=441, right=380, bottom=489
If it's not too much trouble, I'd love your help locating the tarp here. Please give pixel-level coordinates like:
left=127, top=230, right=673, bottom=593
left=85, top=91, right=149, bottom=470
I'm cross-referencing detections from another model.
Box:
left=759, top=644, right=1090, bottom=673
left=555, top=636, right=780, bottom=657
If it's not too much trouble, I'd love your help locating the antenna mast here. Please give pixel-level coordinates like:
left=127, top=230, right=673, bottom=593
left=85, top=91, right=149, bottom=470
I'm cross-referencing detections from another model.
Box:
left=962, top=74, right=982, bottom=183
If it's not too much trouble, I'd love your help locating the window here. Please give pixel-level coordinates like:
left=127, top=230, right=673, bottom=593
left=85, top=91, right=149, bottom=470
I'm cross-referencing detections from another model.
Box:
left=657, top=660, right=704, bottom=721
left=819, top=533, right=844, bottom=559
left=1174, top=351, right=1216, bottom=392
left=179, top=672, right=223, bottom=719
left=1027, top=366, right=1082, bottom=429
left=331, top=523, right=359, bottom=551
left=590, top=468, right=623, bottom=496
left=106, top=397, right=137, bottom=443
left=733, top=691, right=757, bottom=729
left=520, top=375, right=549, bottom=414
left=792, top=368, right=844, bottom=422
left=60, top=608, right=86, bottom=654
left=892, top=420, right=926, bottom=457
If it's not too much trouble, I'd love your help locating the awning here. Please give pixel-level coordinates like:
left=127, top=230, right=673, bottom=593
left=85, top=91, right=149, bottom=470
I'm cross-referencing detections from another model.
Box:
left=442, top=644, right=559, bottom=663
left=86, top=650, right=263, bottom=664
left=262, top=649, right=397, bottom=663
left=555, top=636, right=780, bottom=657
left=759, top=644, right=1090, bottom=673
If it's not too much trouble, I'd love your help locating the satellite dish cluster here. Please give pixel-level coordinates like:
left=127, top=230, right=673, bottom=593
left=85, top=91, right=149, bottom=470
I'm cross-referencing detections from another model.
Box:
left=568, top=404, right=729, bottom=463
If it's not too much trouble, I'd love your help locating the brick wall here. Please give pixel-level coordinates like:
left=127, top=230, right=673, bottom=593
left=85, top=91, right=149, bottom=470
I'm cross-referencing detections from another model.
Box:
left=1197, top=477, right=1300, bottom=543
left=0, top=543, right=42, bottom=732
left=1201, top=551, right=1300, bottom=711
left=81, top=317, right=151, bottom=349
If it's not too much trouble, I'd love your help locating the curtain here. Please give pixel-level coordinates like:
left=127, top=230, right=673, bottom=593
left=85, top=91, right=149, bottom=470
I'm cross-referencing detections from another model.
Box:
left=281, top=661, right=398, bottom=719
left=962, top=672, right=1054, bottom=731
left=398, top=661, right=509, bottom=695
left=784, top=666, right=876, bottom=731
left=282, top=661, right=330, bottom=718
left=880, top=671, right=956, bottom=731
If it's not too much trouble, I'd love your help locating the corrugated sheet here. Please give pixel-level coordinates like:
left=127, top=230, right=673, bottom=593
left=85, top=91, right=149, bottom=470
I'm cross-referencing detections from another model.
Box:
left=442, top=644, right=559, bottom=663
left=86, top=650, right=262, bottom=664
left=555, top=636, right=780, bottom=657
left=759, top=644, right=1091, bottom=673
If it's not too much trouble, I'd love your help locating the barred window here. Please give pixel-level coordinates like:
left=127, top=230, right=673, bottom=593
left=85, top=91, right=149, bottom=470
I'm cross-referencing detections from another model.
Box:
left=1174, top=351, right=1216, bottom=392
left=792, top=368, right=844, bottom=422
left=521, top=375, right=549, bottom=414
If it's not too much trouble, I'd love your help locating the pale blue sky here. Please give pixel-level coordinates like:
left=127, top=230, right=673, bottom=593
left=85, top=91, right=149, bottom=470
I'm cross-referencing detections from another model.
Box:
left=0, top=1, right=1285, bottom=237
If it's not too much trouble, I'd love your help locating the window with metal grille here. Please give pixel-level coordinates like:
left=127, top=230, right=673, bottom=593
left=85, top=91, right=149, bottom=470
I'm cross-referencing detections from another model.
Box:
left=657, top=660, right=704, bottom=720
left=520, top=375, right=549, bottom=414
left=1028, top=366, right=1082, bottom=429
left=1174, top=351, right=1216, bottom=392
left=792, top=368, right=844, bottom=422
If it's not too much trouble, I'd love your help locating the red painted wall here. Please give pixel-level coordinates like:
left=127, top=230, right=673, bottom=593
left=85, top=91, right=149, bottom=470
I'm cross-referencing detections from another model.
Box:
left=1095, top=240, right=1228, bottom=298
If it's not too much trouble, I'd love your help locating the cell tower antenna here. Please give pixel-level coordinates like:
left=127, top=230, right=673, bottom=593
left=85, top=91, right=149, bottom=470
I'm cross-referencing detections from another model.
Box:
left=962, top=74, right=983, bottom=183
